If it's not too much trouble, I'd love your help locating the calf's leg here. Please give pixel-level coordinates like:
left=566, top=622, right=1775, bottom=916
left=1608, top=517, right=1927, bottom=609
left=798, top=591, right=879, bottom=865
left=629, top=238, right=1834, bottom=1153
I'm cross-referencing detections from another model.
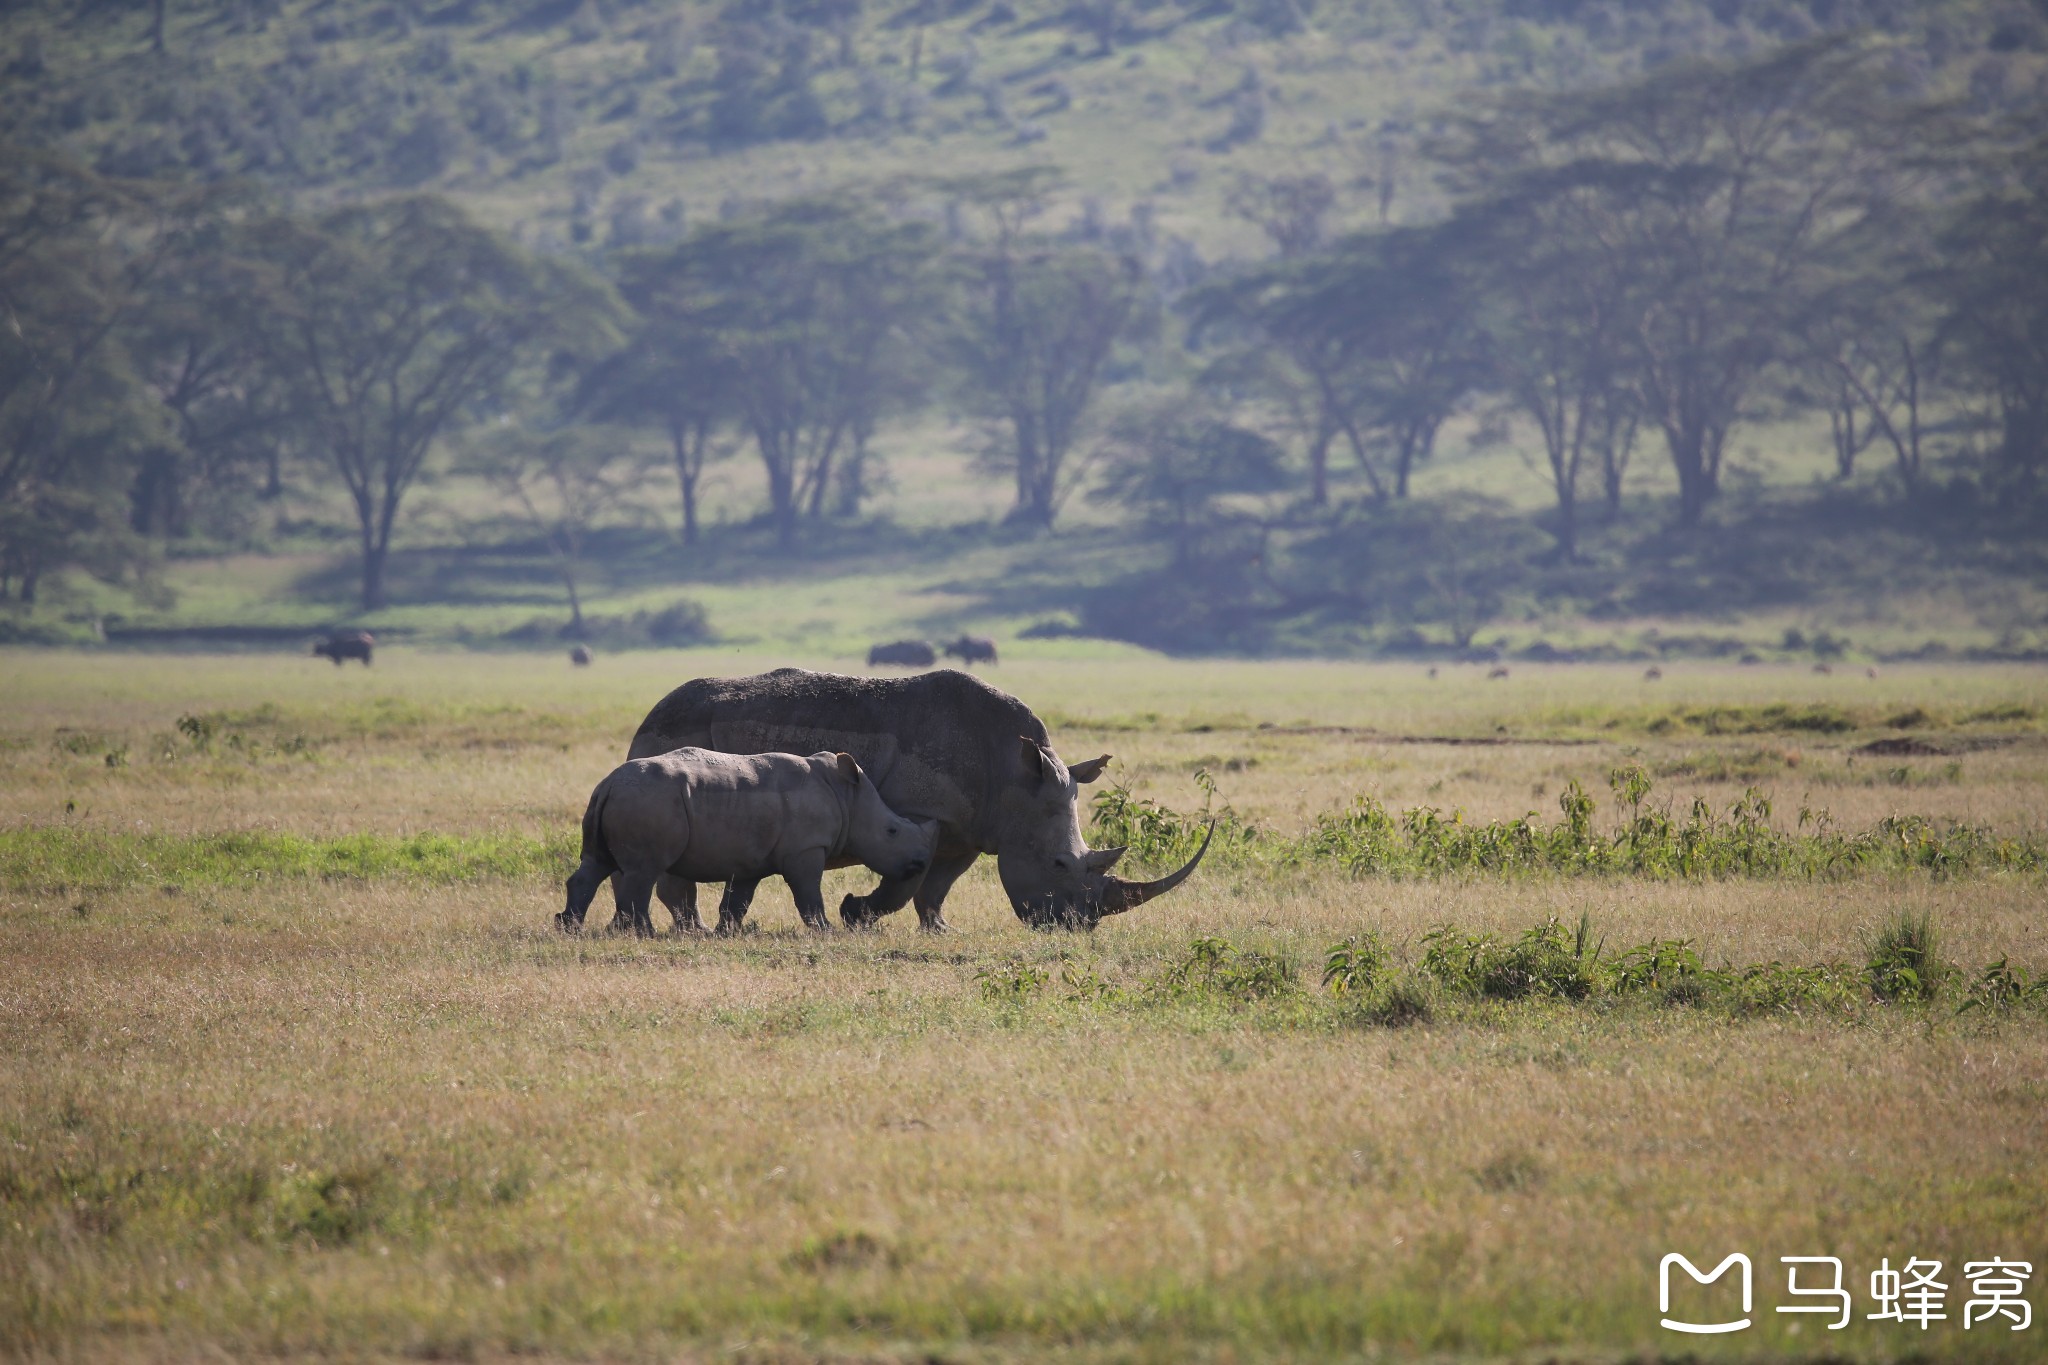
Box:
left=836, top=869, right=922, bottom=930
left=557, top=856, right=612, bottom=932
left=716, top=876, right=761, bottom=936
left=608, top=869, right=658, bottom=938
left=783, top=850, right=833, bottom=932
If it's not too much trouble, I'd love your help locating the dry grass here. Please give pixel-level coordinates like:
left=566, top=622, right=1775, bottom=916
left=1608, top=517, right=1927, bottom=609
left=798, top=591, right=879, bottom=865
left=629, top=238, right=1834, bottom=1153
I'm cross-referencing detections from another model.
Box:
left=2, top=649, right=2046, bottom=1361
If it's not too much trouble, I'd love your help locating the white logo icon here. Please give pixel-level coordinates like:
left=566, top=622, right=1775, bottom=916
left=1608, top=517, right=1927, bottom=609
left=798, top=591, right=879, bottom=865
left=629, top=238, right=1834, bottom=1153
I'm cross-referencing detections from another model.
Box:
left=1661, top=1253, right=1753, bottom=1334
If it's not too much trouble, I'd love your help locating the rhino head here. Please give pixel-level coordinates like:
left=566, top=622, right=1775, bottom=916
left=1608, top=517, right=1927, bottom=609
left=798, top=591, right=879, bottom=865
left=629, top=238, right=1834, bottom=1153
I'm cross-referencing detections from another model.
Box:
left=831, top=752, right=940, bottom=882
left=996, top=737, right=1212, bottom=930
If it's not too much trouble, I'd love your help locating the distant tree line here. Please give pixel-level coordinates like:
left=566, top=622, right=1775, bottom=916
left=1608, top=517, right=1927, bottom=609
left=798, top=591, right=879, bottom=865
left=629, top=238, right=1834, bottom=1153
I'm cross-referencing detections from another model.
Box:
left=2, top=36, right=2045, bottom=635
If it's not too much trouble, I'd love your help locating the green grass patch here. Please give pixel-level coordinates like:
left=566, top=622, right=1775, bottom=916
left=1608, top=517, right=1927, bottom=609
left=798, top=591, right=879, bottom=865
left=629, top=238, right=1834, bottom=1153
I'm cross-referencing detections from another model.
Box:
left=0, top=828, right=577, bottom=893
left=1092, top=767, right=2047, bottom=884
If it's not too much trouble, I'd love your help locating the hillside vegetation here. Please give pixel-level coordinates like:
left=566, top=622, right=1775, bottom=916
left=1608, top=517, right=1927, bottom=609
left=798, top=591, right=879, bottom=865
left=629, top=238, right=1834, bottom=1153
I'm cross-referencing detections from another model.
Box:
left=3, top=0, right=2048, bottom=655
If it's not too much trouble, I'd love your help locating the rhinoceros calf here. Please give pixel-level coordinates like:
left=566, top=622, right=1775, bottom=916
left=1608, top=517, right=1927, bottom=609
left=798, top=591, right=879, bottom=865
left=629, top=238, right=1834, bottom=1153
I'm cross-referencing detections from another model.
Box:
left=560, top=748, right=938, bottom=936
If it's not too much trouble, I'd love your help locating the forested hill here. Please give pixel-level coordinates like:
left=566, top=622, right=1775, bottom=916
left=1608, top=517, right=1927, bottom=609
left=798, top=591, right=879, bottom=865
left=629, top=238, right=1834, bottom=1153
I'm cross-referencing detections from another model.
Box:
left=5, top=1, right=2048, bottom=657
left=4, top=0, right=2042, bottom=254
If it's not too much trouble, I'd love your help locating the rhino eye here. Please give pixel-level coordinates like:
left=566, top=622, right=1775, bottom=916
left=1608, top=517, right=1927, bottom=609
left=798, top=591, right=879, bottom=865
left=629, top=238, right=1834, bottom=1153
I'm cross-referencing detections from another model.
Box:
left=888, top=825, right=899, bottom=835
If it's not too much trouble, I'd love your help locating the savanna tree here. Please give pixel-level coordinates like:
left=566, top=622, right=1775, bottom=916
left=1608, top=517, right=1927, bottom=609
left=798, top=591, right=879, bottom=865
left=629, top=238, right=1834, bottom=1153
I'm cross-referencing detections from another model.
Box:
left=251, top=196, right=613, bottom=609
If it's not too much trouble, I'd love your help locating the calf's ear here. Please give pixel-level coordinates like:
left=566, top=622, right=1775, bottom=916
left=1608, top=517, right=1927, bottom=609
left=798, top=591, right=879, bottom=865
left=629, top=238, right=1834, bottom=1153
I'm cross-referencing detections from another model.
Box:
left=835, top=752, right=861, bottom=784
left=1068, top=754, right=1113, bottom=784
left=1019, top=736, right=1048, bottom=781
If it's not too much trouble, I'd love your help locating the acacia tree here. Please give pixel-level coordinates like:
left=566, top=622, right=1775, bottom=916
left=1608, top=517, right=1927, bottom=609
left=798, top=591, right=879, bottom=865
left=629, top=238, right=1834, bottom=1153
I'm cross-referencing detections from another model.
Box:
left=254, top=196, right=611, bottom=609
left=1276, top=228, right=1486, bottom=502
left=624, top=200, right=940, bottom=544
left=0, top=148, right=168, bottom=606
left=127, top=206, right=291, bottom=536
left=1934, top=125, right=2048, bottom=495
left=950, top=172, right=1146, bottom=528
left=1446, top=40, right=1912, bottom=524
left=1444, top=178, right=1637, bottom=559
left=1098, top=401, right=1288, bottom=569
left=474, top=425, right=649, bottom=636
left=577, top=324, right=734, bottom=546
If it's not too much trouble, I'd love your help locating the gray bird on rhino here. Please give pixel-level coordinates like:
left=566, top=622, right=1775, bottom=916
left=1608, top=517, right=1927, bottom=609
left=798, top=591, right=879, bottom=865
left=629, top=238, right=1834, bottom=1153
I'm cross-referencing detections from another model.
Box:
left=560, top=748, right=938, bottom=935
left=622, top=668, right=1211, bottom=932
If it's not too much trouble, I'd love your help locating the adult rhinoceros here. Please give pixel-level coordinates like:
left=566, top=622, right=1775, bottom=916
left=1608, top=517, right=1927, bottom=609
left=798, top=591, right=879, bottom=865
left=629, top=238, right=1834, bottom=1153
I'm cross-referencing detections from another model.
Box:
left=622, top=667, right=1210, bottom=931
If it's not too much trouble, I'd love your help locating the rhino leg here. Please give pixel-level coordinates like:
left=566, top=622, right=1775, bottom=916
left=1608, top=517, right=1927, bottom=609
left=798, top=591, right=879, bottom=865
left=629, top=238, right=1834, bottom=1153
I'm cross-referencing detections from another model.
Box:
left=784, top=850, right=833, bottom=932
left=557, top=857, right=610, bottom=933
left=909, top=851, right=978, bottom=934
left=656, top=874, right=703, bottom=934
left=715, top=876, right=760, bottom=936
left=607, top=870, right=658, bottom=937
left=836, top=870, right=922, bottom=930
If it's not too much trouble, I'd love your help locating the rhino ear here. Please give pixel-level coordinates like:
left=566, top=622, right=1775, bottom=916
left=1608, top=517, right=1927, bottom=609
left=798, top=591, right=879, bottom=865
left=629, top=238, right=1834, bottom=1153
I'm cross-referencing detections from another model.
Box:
left=1068, top=754, right=1112, bottom=784
left=1018, top=736, right=1048, bottom=782
left=834, top=752, right=861, bottom=785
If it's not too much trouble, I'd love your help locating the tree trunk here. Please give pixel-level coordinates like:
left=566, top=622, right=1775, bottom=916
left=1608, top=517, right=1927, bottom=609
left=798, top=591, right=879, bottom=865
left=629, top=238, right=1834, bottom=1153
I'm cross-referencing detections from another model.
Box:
left=1306, top=422, right=1332, bottom=506
left=151, top=0, right=166, bottom=55
left=360, top=537, right=387, bottom=611
left=670, top=420, right=699, bottom=545
left=563, top=568, right=585, bottom=636
left=264, top=445, right=283, bottom=499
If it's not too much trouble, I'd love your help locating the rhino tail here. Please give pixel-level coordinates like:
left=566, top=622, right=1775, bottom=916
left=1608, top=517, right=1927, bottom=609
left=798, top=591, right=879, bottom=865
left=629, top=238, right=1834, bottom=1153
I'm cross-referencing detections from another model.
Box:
left=579, top=777, right=618, bottom=875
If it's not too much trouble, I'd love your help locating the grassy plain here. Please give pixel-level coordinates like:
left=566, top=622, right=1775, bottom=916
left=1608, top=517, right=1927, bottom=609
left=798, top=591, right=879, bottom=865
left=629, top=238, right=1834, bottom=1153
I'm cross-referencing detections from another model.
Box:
left=2, top=648, right=2046, bottom=1362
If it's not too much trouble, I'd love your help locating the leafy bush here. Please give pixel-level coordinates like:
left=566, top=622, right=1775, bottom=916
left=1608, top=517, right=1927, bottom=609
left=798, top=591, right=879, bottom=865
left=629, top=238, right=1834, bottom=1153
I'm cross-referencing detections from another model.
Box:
left=1150, top=936, right=1295, bottom=1004
left=1419, top=916, right=1598, bottom=1000
left=1089, top=770, right=2045, bottom=884
left=1956, top=956, right=2048, bottom=1015
left=1354, top=973, right=1434, bottom=1028
left=975, top=960, right=1048, bottom=1004
left=1322, top=932, right=1388, bottom=997
left=1866, top=910, right=1950, bottom=1002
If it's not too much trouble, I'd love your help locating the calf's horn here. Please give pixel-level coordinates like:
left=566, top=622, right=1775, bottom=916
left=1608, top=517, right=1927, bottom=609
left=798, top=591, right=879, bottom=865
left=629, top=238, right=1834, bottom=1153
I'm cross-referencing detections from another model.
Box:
left=1095, top=823, right=1214, bottom=916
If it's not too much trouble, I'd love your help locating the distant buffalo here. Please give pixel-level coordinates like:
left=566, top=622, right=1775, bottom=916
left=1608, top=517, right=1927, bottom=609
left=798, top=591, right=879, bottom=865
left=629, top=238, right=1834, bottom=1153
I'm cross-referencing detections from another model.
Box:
left=942, top=634, right=998, bottom=667
left=313, top=631, right=374, bottom=666
left=570, top=644, right=594, bottom=667
left=867, top=639, right=936, bottom=668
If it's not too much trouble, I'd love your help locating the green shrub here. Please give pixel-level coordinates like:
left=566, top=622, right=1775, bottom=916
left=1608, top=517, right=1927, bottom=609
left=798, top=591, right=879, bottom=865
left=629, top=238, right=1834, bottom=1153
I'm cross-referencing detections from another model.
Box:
left=1355, top=973, right=1434, bottom=1028
left=1866, top=910, right=1949, bottom=1003
left=1725, top=961, right=1859, bottom=1016
left=1956, top=956, right=2048, bottom=1015
left=1607, top=939, right=1707, bottom=995
left=1150, top=936, right=1296, bottom=1003
left=1419, top=916, right=1598, bottom=1001
left=975, top=960, right=1048, bottom=1005
left=1322, top=932, right=1388, bottom=997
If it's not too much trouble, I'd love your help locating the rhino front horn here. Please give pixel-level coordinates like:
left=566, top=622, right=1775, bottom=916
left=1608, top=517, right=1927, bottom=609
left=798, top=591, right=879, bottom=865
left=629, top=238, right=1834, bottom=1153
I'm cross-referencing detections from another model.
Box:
left=1096, top=822, right=1214, bottom=916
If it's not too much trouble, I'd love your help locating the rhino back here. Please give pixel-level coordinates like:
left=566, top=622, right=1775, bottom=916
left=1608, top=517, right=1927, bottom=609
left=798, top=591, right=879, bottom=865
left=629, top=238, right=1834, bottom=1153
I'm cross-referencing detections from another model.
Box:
left=618, top=748, right=842, bottom=879
left=628, top=668, right=1044, bottom=852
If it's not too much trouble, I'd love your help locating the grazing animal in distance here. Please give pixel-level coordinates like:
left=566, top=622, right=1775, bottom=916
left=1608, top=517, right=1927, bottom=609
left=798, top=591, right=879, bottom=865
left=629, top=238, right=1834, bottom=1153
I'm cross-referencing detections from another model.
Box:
left=867, top=639, right=937, bottom=668
left=1487, top=665, right=1510, bottom=680
left=625, top=668, right=1211, bottom=931
left=1427, top=666, right=1439, bottom=679
left=1813, top=663, right=1833, bottom=675
left=1866, top=666, right=1880, bottom=679
left=312, top=631, right=374, bottom=666
left=570, top=644, right=593, bottom=666
left=1644, top=666, right=1663, bottom=681
left=942, top=634, right=999, bottom=667
left=561, top=748, right=938, bottom=936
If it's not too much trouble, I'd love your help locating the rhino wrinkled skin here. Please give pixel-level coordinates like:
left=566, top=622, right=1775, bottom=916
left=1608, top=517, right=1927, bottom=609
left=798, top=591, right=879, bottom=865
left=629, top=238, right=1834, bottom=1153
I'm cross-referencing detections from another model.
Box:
left=560, top=747, right=938, bottom=935
left=625, top=668, right=1209, bottom=931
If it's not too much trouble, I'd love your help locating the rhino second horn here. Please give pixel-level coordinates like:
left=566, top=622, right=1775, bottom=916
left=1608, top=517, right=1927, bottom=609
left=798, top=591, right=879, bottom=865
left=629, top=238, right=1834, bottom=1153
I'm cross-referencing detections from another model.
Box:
left=1096, top=823, right=1214, bottom=916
